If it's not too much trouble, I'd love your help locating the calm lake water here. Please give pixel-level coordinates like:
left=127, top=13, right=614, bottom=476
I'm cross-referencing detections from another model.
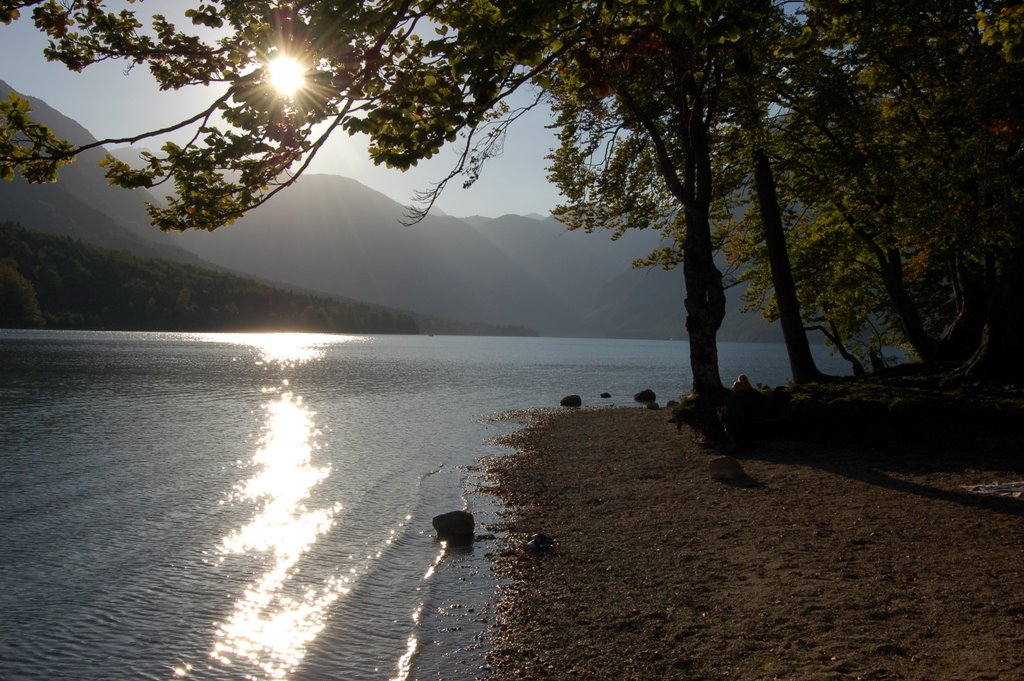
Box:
left=0, top=331, right=851, bottom=680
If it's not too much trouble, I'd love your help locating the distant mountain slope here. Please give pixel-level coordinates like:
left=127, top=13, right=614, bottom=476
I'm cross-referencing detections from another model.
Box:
left=577, top=266, right=785, bottom=343
left=0, top=80, right=200, bottom=264
left=170, top=173, right=781, bottom=340
left=0, top=222, right=419, bottom=332
left=170, top=175, right=592, bottom=335
left=0, top=222, right=533, bottom=335
left=465, top=214, right=663, bottom=311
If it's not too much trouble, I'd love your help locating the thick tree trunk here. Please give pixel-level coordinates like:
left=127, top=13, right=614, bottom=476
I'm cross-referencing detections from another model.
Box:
left=683, top=104, right=727, bottom=399
left=877, top=249, right=938, bottom=361
left=936, top=251, right=988, bottom=362
left=752, top=149, right=823, bottom=383
left=619, top=69, right=727, bottom=399
left=961, top=239, right=1024, bottom=381
left=683, top=217, right=727, bottom=397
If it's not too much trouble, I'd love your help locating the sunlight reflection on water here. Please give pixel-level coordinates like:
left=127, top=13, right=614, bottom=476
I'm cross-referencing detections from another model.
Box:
left=205, top=333, right=358, bottom=679
left=190, top=332, right=367, bottom=368
left=212, top=390, right=345, bottom=679
left=388, top=544, right=446, bottom=681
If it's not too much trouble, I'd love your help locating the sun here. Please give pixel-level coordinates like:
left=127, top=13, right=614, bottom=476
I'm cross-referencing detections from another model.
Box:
left=267, top=55, right=306, bottom=98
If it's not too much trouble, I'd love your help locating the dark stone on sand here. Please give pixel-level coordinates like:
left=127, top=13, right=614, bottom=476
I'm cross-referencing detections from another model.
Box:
left=432, top=510, right=475, bottom=543
left=523, top=533, right=555, bottom=553
left=709, top=456, right=747, bottom=482
left=560, top=394, right=583, bottom=407
left=634, top=388, right=656, bottom=403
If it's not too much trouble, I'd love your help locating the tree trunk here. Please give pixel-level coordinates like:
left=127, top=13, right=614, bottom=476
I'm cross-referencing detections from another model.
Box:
left=752, top=149, right=823, bottom=383
left=682, top=103, right=727, bottom=399
left=961, top=239, right=1024, bottom=381
left=843, top=210, right=939, bottom=362
left=809, top=322, right=866, bottom=375
left=628, top=81, right=727, bottom=399
left=683, top=218, right=727, bottom=397
left=877, top=249, right=938, bottom=361
left=936, top=251, right=988, bottom=362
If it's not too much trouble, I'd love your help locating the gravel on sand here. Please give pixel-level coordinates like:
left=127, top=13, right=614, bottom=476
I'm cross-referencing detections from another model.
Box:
left=481, top=407, right=1024, bottom=680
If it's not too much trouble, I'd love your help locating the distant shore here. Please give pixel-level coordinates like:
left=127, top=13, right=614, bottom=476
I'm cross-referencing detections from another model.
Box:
left=481, top=407, right=1024, bottom=679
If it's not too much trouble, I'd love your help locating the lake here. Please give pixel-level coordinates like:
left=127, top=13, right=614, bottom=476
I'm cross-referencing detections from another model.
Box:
left=0, top=331, right=852, bottom=680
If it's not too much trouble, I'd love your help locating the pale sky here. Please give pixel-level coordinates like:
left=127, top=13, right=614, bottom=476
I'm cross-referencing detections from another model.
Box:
left=0, top=8, right=563, bottom=219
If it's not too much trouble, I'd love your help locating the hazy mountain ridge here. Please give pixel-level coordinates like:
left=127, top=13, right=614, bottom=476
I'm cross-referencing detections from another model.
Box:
left=170, top=175, right=585, bottom=335
left=169, top=175, right=690, bottom=337
left=0, top=81, right=785, bottom=341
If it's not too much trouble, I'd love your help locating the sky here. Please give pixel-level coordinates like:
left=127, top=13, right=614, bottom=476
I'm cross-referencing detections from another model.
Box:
left=0, top=7, right=563, bottom=219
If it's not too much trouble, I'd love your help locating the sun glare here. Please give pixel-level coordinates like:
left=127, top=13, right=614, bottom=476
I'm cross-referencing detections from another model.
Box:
left=268, top=55, right=306, bottom=97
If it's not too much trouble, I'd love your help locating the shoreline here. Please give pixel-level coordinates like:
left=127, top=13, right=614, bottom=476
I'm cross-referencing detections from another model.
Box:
left=480, top=407, right=1024, bottom=679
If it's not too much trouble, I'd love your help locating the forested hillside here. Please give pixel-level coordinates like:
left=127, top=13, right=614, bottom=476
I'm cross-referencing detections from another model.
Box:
left=0, top=222, right=420, bottom=333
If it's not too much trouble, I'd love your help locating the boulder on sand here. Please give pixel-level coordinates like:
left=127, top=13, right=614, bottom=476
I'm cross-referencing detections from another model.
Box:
left=709, top=456, right=747, bottom=483
left=432, top=510, right=475, bottom=544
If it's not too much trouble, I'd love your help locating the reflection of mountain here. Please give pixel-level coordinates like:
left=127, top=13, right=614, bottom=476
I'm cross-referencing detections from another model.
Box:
left=0, top=79, right=784, bottom=341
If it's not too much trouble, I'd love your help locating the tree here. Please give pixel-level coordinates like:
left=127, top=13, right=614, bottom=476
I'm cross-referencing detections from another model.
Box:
left=727, top=2, right=823, bottom=383
left=733, top=0, right=1024, bottom=378
left=5, top=0, right=1022, bottom=386
left=544, top=4, right=774, bottom=398
left=0, top=257, right=43, bottom=327
left=0, top=1, right=575, bottom=231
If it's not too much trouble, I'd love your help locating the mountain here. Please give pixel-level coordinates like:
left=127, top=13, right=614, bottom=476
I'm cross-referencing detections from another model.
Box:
left=170, top=175, right=783, bottom=340
left=0, top=221, right=415, bottom=332
left=170, top=176, right=606, bottom=336
left=0, top=82, right=785, bottom=341
left=465, top=213, right=661, bottom=311
left=170, top=178, right=684, bottom=336
left=0, top=81, right=200, bottom=264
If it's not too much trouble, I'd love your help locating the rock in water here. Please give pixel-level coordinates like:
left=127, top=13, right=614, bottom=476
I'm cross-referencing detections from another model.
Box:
left=432, top=510, right=475, bottom=544
left=560, top=394, right=582, bottom=407
left=634, top=388, right=656, bottom=403
left=709, top=456, right=746, bottom=482
left=600, top=392, right=611, bottom=399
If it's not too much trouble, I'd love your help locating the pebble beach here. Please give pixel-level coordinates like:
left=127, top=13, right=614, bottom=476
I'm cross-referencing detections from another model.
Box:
left=481, top=407, right=1024, bottom=680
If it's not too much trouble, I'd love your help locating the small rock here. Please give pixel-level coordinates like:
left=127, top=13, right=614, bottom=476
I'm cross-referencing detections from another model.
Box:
left=600, top=392, right=611, bottom=399
left=731, top=374, right=752, bottom=393
left=432, top=510, right=475, bottom=544
left=560, top=394, right=582, bottom=407
left=634, top=388, right=656, bottom=403
left=523, top=533, right=555, bottom=553
left=709, top=456, right=746, bottom=482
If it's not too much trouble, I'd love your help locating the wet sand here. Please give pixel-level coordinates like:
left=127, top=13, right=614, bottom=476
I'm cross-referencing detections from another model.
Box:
left=481, top=407, right=1024, bottom=680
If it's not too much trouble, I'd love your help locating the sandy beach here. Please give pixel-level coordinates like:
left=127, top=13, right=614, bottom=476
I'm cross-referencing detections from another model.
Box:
left=480, top=407, right=1024, bottom=680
